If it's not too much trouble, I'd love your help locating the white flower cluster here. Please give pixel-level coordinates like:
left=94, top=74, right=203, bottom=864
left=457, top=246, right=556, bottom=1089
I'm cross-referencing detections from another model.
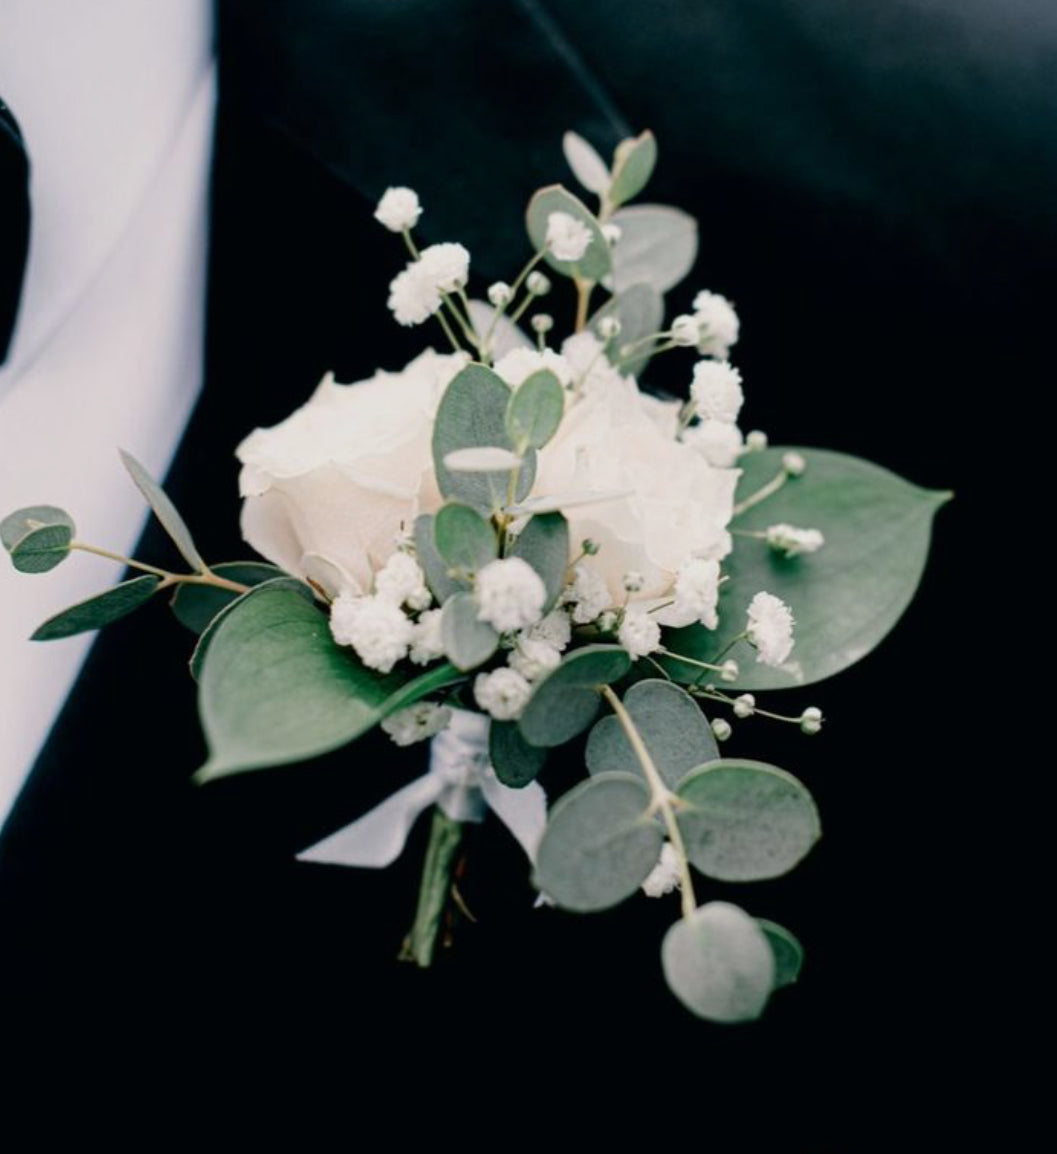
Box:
left=474, top=557, right=547, bottom=633
left=473, top=608, right=572, bottom=722
left=545, top=211, right=592, bottom=262
left=564, top=562, right=611, bottom=624
left=641, top=842, right=681, bottom=898
left=387, top=242, right=471, bottom=326
left=766, top=523, right=825, bottom=557
left=374, top=186, right=422, bottom=232
left=671, top=557, right=722, bottom=629
left=690, top=360, right=744, bottom=424
left=381, top=701, right=452, bottom=746
left=746, top=591, right=795, bottom=667
left=618, top=609, right=661, bottom=660
left=691, top=290, right=740, bottom=358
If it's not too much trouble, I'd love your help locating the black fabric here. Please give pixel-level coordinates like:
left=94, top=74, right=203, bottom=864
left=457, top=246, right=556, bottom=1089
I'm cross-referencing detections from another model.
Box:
left=0, top=95, right=30, bottom=366
left=0, top=0, right=1029, bottom=1121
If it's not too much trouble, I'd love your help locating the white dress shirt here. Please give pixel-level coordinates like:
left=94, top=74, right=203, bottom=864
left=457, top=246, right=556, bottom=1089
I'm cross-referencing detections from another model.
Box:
left=0, top=0, right=216, bottom=827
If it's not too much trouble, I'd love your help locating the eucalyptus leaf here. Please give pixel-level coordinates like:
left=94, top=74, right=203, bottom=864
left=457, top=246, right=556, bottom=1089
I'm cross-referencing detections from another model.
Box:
left=489, top=720, right=547, bottom=788
left=443, top=447, right=524, bottom=472
left=195, top=584, right=463, bottom=781
left=534, top=772, right=663, bottom=911
left=508, top=512, right=569, bottom=612
left=170, top=562, right=286, bottom=633
left=661, top=902, right=775, bottom=1023
left=585, top=679, right=718, bottom=789
left=440, top=591, right=499, bottom=671
left=609, top=204, right=698, bottom=294
left=1, top=505, right=75, bottom=573
left=518, top=644, right=631, bottom=747
left=609, top=130, right=657, bottom=207
left=432, top=363, right=535, bottom=510
left=31, top=575, right=160, bottom=640
left=433, top=503, right=498, bottom=573
left=757, top=919, right=804, bottom=988
left=119, top=449, right=205, bottom=572
left=505, top=370, right=564, bottom=451
left=415, top=514, right=464, bottom=604
left=562, top=130, right=610, bottom=195
left=661, top=448, right=951, bottom=690
left=466, top=300, right=532, bottom=360
left=675, top=759, right=821, bottom=882
left=526, top=185, right=611, bottom=282
left=591, top=284, right=664, bottom=377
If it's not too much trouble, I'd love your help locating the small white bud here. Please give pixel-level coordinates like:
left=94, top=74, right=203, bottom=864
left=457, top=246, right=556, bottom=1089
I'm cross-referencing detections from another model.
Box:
left=800, top=706, right=824, bottom=735
left=596, top=610, right=618, bottom=632
left=711, top=718, right=733, bottom=742
left=487, top=281, right=513, bottom=307
left=669, top=315, right=701, bottom=347
left=374, top=186, right=422, bottom=232
left=581, top=538, right=600, bottom=556
left=598, top=315, right=622, bottom=340
left=602, top=222, right=623, bottom=245
left=782, top=451, right=807, bottom=477
left=745, top=429, right=769, bottom=452
left=622, top=570, right=645, bottom=593
left=733, top=693, right=756, bottom=719
left=720, top=659, right=739, bottom=683
left=531, top=313, right=554, bottom=334
left=526, top=270, right=551, bottom=296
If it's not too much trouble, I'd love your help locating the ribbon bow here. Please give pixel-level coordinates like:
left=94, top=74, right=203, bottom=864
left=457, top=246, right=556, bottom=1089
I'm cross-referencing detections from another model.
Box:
left=297, top=709, right=547, bottom=868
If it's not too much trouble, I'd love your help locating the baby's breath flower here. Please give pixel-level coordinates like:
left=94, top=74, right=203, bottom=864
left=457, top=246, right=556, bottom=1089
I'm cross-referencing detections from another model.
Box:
left=597, top=315, right=622, bottom=341
left=720, top=659, right=739, bottom=682
left=374, top=551, right=431, bottom=610
left=602, top=222, right=623, bottom=245
left=670, top=315, right=701, bottom=347
left=711, top=718, right=733, bottom=742
left=374, top=186, right=422, bottom=232
left=381, top=702, right=451, bottom=746
left=418, top=242, right=470, bottom=293
left=733, top=693, right=756, bottom=718
left=330, top=593, right=413, bottom=673
left=746, top=591, right=795, bottom=667
left=623, top=570, right=645, bottom=593
left=387, top=263, right=441, bottom=326
left=618, top=608, right=661, bottom=659
left=641, top=843, right=681, bottom=898
left=745, top=429, right=769, bottom=452
left=524, top=609, right=572, bottom=651
left=531, top=313, right=554, bottom=334
left=672, top=557, right=721, bottom=629
left=546, top=211, right=593, bottom=262
left=475, top=557, right=546, bottom=633
left=409, top=608, right=444, bottom=665
left=782, top=451, right=807, bottom=477
left=765, top=523, right=825, bottom=557
left=692, top=290, right=740, bottom=358
left=474, top=667, right=533, bottom=721
left=526, top=270, right=551, bottom=296
left=509, top=637, right=563, bottom=681
left=564, top=562, right=611, bottom=624
left=487, top=281, right=513, bottom=307
left=682, top=420, right=745, bottom=467
left=690, top=361, right=744, bottom=424
left=800, top=706, right=824, bottom=735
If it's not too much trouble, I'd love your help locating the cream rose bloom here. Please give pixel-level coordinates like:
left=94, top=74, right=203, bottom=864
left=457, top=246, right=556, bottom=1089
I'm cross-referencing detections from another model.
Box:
left=535, top=363, right=739, bottom=611
left=236, top=349, right=468, bottom=595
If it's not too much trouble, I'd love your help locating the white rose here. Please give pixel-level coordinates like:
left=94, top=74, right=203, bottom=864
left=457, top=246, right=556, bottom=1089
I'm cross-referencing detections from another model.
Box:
left=534, top=372, right=739, bottom=604
left=236, top=348, right=468, bottom=595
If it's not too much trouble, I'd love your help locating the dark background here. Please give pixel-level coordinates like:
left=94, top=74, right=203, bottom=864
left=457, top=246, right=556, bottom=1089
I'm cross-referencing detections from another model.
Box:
left=3, top=0, right=1037, bottom=1132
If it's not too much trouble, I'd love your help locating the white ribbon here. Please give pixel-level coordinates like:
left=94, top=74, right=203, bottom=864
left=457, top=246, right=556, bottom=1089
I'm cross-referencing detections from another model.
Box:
left=296, top=709, right=547, bottom=869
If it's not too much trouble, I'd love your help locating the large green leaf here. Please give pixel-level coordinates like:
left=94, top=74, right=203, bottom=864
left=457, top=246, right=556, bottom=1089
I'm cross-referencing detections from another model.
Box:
left=518, top=644, right=631, bottom=747
left=508, top=512, right=569, bottom=613
left=534, top=772, right=663, bottom=911
left=609, top=204, right=698, bottom=294
left=1, top=505, right=75, bottom=573
left=505, top=370, right=564, bottom=451
left=440, top=591, right=499, bottom=671
left=432, top=363, right=535, bottom=510
left=585, top=679, right=718, bottom=790
left=170, top=562, right=286, bottom=633
left=562, top=130, right=610, bottom=196
left=119, top=449, right=205, bottom=571
left=757, top=919, right=804, bottom=988
left=433, top=503, right=498, bottom=574
left=489, top=720, right=547, bottom=789
left=608, top=130, right=657, bottom=207
left=194, top=584, right=463, bottom=781
left=31, top=575, right=160, bottom=640
left=662, top=447, right=951, bottom=690
left=675, top=759, right=821, bottom=882
left=414, top=514, right=464, bottom=604
left=661, top=902, right=775, bottom=1023
left=526, top=184, right=611, bottom=282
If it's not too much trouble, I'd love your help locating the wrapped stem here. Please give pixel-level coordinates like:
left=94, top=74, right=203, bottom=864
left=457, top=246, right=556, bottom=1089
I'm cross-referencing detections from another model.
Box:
left=399, top=806, right=464, bottom=967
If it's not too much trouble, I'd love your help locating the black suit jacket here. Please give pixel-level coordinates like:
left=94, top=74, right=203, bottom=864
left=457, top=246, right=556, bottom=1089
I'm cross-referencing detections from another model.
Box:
left=1, top=0, right=1035, bottom=1121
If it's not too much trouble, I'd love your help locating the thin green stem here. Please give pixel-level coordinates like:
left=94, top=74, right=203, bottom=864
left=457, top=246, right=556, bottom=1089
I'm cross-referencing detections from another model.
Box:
left=433, top=306, right=463, bottom=353
left=399, top=807, right=465, bottom=967
left=732, top=468, right=790, bottom=518
left=69, top=542, right=251, bottom=594
left=483, top=248, right=548, bottom=351
left=601, top=685, right=696, bottom=920
left=658, top=648, right=730, bottom=676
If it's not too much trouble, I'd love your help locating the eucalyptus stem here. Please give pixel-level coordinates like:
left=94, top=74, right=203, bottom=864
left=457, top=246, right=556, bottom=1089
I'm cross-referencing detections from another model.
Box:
left=69, top=542, right=251, bottom=594
left=574, top=278, right=593, bottom=332
left=399, top=806, right=465, bottom=967
left=600, top=685, right=696, bottom=920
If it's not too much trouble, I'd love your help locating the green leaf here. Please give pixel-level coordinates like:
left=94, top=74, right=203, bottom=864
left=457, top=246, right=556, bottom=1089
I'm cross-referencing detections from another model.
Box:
left=1, top=505, right=75, bottom=573
left=170, top=562, right=286, bottom=633
left=518, top=644, right=631, bottom=748
left=30, top=575, right=160, bottom=640
left=662, top=448, right=952, bottom=690
left=585, top=679, right=718, bottom=790
left=489, top=720, right=547, bottom=788
left=591, top=284, right=664, bottom=377
left=466, top=300, right=532, bottom=360
left=675, top=759, right=821, bottom=882
left=609, top=204, right=698, bottom=294
left=757, top=919, right=804, bottom=988
left=562, top=130, right=610, bottom=195
left=415, top=514, right=464, bottom=604
left=195, top=584, right=463, bottom=781
left=508, top=512, right=569, bottom=613
left=433, top=503, right=498, bottom=574
left=440, top=591, right=499, bottom=672
left=432, top=363, right=536, bottom=511
left=661, top=902, right=775, bottom=1023
left=526, top=184, right=611, bottom=282
left=609, top=130, right=657, bottom=207
left=189, top=576, right=315, bottom=681
left=505, top=370, right=565, bottom=451
left=534, top=772, right=663, bottom=911
left=119, top=449, right=205, bottom=572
